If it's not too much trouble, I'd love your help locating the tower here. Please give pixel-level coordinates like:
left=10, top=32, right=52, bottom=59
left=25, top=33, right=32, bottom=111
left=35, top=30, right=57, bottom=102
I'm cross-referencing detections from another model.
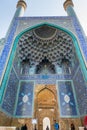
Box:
left=0, top=0, right=87, bottom=129
left=6, top=0, right=27, bottom=38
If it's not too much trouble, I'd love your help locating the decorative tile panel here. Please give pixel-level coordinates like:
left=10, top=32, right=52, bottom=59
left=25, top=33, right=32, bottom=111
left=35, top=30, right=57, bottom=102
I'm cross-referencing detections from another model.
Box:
left=0, top=19, right=18, bottom=80
left=1, top=68, right=19, bottom=115
left=73, top=67, right=87, bottom=115
left=20, top=74, right=72, bottom=81
left=73, top=17, right=87, bottom=62
left=15, top=81, right=34, bottom=117
left=58, top=81, right=78, bottom=117
left=15, top=17, right=76, bottom=38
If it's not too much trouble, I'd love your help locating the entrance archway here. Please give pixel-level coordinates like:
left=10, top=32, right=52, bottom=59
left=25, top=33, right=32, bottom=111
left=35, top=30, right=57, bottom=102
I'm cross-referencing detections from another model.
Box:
left=34, top=85, right=58, bottom=130
left=43, top=117, right=50, bottom=130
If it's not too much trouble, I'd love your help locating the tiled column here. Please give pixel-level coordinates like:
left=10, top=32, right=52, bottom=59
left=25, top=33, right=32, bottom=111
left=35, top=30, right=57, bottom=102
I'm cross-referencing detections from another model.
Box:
left=6, top=0, right=27, bottom=38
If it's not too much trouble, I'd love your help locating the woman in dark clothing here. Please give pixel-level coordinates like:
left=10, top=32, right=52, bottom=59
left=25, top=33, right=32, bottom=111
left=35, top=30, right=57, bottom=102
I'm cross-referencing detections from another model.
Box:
left=46, top=126, right=49, bottom=130
left=71, top=123, right=75, bottom=130
left=21, top=124, right=27, bottom=130
left=84, top=126, right=87, bottom=130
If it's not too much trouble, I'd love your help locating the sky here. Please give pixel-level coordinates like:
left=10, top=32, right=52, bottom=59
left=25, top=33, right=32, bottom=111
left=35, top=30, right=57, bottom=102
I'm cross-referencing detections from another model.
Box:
left=0, top=0, right=87, bottom=39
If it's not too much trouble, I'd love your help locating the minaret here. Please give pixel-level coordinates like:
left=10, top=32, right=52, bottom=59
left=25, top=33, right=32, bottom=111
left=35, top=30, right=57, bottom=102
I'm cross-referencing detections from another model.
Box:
left=0, top=0, right=27, bottom=101
left=63, top=0, right=76, bottom=17
left=5, top=0, right=27, bottom=38
left=16, top=0, right=27, bottom=17
left=63, top=0, right=86, bottom=37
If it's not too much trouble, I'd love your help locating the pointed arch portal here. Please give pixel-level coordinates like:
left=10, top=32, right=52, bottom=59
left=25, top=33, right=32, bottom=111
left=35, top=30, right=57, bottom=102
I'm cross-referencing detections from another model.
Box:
left=2, top=22, right=87, bottom=81
left=1, top=22, right=87, bottom=119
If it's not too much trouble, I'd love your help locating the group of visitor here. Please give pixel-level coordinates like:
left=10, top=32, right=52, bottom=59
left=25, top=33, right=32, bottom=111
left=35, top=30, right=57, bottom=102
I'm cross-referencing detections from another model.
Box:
left=54, top=121, right=87, bottom=130
left=54, top=120, right=75, bottom=130
left=16, top=124, right=27, bottom=130
left=16, top=120, right=87, bottom=130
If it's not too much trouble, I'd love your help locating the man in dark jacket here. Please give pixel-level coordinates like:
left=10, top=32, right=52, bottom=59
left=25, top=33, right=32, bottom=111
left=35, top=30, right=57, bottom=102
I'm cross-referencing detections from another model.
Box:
left=21, top=124, right=27, bottom=130
left=54, top=120, right=59, bottom=130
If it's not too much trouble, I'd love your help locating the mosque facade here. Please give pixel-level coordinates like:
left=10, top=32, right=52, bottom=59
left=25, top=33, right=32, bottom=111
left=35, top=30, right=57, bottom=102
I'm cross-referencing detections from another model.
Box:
left=0, top=0, right=87, bottom=129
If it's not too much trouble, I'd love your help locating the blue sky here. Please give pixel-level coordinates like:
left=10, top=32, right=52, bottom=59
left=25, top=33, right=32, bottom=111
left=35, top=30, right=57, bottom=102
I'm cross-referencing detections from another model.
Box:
left=0, top=0, right=87, bottom=38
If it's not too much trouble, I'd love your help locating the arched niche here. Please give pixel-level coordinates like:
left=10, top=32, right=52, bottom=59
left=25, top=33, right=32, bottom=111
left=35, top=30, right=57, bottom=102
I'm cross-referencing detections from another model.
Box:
left=37, top=87, right=56, bottom=107
left=35, top=86, right=58, bottom=130
left=43, top=117, right=51, bottom=130
left=2, top=23, right=87, bottom=81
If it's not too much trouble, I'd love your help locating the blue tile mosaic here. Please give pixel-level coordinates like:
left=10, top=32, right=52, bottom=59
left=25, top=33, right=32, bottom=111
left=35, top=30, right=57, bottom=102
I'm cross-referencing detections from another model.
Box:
left=13, top=51, right=72, bottom=81
left=73, top=67, right=87, bottom=115
left=13, top=52, right=21, bottom=77
left=58, top=81, right=78, bottom=117
left=0, top=19, right=18, bottom=80
left=20, top=74, right=72, bottom=81
left=16, top=16, right=72, bottom=21
left=1, top=68, right=19, bottom=115
left=15, top=81, right=34, bottom=117
left=73, top=17, right=87, bottom=62
left=66, top=6, right=76, bottom=16
left=35, top=80, right=56, bottom=84
left=70, top=54, right=79, bottom=77
left=0, top=16, right=87, bottom=118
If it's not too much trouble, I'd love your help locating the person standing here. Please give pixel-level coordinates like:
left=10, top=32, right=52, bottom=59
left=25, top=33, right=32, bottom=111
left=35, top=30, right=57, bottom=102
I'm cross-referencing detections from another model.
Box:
left=71, top=123, right=75, bottom=130
left=46, top=126, right=49, bottom=130
left=21, top=124, right=27, bottom=130
left=54, top=120, right=59, bottom=130
left=84, top=125, right=87, bottom=130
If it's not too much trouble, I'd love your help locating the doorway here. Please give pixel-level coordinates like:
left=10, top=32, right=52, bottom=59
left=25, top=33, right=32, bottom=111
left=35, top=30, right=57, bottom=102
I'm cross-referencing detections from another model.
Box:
left=35, top=85, right=58, bottom=130
left=43, top=117, right=50, bottom=130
